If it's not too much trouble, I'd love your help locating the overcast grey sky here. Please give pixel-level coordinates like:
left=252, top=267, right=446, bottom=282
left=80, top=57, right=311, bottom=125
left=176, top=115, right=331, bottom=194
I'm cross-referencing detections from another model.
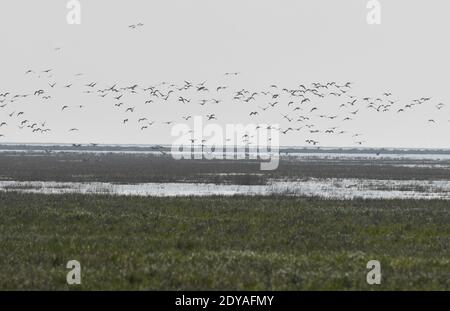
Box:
left=0, top=0, right=449, bottom=148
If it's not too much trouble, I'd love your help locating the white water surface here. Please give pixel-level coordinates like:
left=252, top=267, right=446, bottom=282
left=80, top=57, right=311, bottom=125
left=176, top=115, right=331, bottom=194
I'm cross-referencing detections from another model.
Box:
left=1, top=178, right=449, bottom=200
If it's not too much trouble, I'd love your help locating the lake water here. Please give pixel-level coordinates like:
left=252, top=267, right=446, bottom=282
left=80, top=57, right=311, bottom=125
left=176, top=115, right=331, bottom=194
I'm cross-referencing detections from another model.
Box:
left=1, top=148, right=450, bottom=161
left=1, top=178, right=449, bottom=200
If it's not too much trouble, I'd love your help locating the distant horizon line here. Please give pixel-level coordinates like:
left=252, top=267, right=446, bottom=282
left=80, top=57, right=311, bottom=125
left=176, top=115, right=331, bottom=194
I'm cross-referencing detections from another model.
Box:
left=0, top=141, right=449, bottom=152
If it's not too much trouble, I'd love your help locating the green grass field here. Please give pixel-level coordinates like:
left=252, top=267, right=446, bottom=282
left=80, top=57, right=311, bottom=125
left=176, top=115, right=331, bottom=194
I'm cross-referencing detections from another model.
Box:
left=1, top=192, right=449, bottom=290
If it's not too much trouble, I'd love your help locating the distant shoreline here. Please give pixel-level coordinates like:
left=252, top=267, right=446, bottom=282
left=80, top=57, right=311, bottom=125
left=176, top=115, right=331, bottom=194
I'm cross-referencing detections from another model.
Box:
left=0, top=143, right=449, bottom=155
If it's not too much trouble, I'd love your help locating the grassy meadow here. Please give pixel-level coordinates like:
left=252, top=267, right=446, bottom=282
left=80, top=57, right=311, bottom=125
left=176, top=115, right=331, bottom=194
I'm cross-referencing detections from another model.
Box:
left=1, top=192, right=450, bottom=290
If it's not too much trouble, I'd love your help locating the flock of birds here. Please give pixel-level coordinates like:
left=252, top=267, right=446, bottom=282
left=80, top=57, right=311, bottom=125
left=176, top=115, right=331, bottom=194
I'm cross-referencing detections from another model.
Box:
left=0, top=69, right=449, bottom=146
left=0, top=24, right=449, bottom=147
